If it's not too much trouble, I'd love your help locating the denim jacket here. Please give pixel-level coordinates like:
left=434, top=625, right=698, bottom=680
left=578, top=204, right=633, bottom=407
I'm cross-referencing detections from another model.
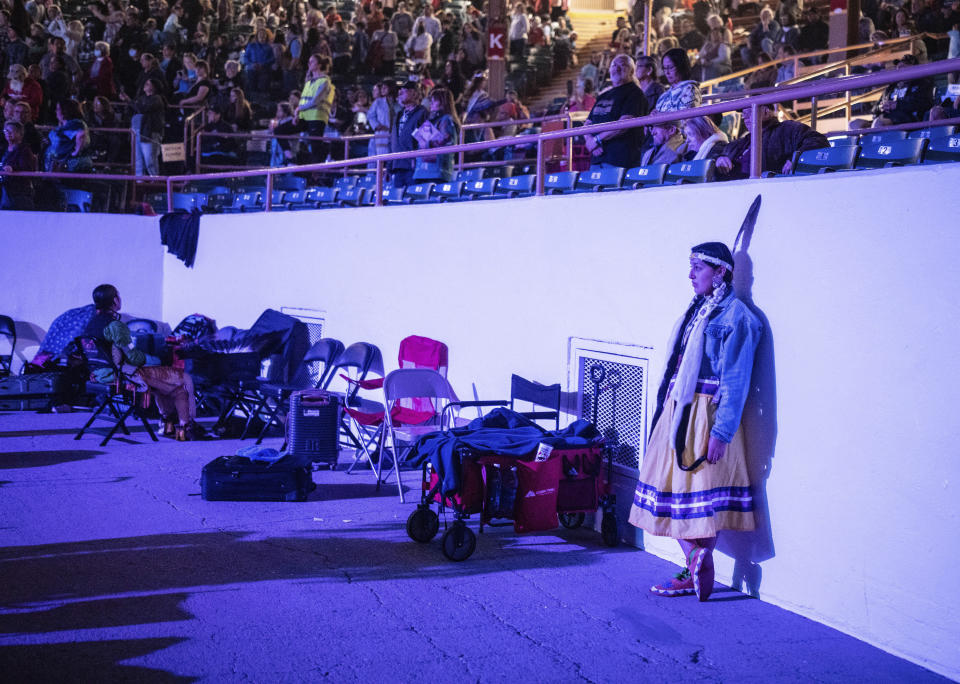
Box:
left=656, top=289, right=762, bottom=444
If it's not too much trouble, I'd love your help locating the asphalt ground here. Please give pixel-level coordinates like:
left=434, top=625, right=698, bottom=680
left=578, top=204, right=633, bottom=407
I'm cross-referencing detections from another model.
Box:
left=0, top=410, right=949, bottom=683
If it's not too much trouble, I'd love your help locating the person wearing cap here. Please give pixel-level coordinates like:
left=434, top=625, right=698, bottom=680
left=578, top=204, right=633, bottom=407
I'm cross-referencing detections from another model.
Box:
left=389, top=80, right=427, bottom=186
left=870, top=54, right=935, bottom=127
left=712, top=103, right=828, bottom=178
left=629, top=243, right=762, bottom=602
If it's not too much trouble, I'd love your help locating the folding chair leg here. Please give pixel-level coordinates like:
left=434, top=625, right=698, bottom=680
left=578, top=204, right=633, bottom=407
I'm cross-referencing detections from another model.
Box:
left=75, top=398, right=109, bottom=439
left=384, top=427, right=404, bottom=503
left=99, top=403, right=135, bottom=446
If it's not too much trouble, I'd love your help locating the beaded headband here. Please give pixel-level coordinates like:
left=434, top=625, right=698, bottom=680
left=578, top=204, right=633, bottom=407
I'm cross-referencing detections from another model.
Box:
left=690, top=251, right=733, bottom=271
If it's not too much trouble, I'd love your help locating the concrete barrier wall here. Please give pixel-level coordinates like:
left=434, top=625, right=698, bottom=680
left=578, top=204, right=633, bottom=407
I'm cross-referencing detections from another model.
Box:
left=0, top=213, right=163, bottom=365
left=4, top=163, right=959, bottom=678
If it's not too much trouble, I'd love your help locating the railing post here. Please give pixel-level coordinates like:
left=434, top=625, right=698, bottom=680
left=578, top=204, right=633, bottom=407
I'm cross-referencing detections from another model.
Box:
left=458, top=127, right=465, bottom=171
left=129, top=128, right=137, bottom=175
left=844, top=64, right=852, bottom=125
left=166, top=176, right=173, bottom=214
left=565, top=114, right=573, bottom=170
left=265, top=172, right=273, bottom=211
left=536, top=138, right=545, bottom=196
left=749, top=103, right=762, bottom=179
left=810, top=95, right=818, bottom=131
left=195, top=132, right=202, bottom=173
left=375, top=159, right=384, bottom=207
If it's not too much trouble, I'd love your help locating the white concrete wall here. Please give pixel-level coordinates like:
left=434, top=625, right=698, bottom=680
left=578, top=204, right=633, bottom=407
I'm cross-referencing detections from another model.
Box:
left=3, top=163, right=959, bottom=678
left=0, top=213, right=163, bottom=368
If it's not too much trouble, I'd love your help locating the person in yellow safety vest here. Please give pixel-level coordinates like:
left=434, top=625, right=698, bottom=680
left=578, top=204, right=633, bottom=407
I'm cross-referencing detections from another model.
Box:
left=295, top=54, right=336, bottom=162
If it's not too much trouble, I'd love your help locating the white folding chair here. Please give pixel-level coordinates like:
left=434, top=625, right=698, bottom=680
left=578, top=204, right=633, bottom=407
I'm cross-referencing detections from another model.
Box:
left=381, top=368, right=459, bottom=502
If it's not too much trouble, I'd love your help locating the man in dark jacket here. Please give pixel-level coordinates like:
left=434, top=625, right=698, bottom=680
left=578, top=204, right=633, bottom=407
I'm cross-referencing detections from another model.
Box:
left=872, top=54, right=935, bottom=126
left=712, top=104, right=829, bottom=179
left=389, top=80, right=427, bottom=186
left=1, top=120, right=37, bottom=210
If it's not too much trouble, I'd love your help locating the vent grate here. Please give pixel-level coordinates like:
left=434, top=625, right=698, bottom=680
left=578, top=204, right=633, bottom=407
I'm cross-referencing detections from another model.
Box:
left=579, top=356, right=646, bottom=471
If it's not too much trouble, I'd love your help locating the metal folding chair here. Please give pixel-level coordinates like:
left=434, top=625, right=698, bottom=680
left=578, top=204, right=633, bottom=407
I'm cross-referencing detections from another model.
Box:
left=381, top=369, right=459, bottom=502
left=73, top=336, right=159, bottom=447
left=510, top=374, right=561, bottom=430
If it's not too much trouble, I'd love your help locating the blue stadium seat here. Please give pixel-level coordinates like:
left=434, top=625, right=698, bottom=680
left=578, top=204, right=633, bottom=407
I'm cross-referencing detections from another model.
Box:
left=403, top=183, right=436, bottom=203
left=922, top=135, right=960, bottom=164
left=494, top=174, right=536, bottom=198
left=432, top=181, right=466, bottom=202
left=333, top=176, right=358, bottom=194
left=624, top=164, right=668, bottom=188
left=793, top=145, right=859, bottom=174
left=856, top=138, right=927, bottom=169
left=380, top=186, right=406, bottom=204
left=63, top=189, right=93, bottom=212
left=269, top=190, right=286, bottom=208
left=664, top=159, right=715, bottom=184
left=356, top=172, right=379, bottom=189
left=858, top=130, right=908, bottom=146
left=543, top=171, right=579, bottom=194
left=223, top=191, right=263, bottom=213
left=456, top=168, right=485, bottom=182
left=274, top=175, right=306, bottom=192
left=302, top=186, right=339, bottom=208
left=337, top=186, right=367, bottom=206
left=576, top=166, right=625, bottom=192
left=827, top=136, right=858, bottom=147
left=170, top=192, right=204, bottom=212
left=909, top=125, right=955, bottom=140
left=462, top=177, right=499, bottom=199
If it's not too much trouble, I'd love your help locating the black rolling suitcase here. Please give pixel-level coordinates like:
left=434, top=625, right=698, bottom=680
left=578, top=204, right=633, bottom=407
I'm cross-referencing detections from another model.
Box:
left=287, top=390, right=340, bottom=468
left=201, top=454, right=315, bottom=502
left=0, top=372, right=72, bottom=410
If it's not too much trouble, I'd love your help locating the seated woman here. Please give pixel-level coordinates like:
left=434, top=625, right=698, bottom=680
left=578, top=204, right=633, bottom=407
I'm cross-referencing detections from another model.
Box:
left=44, top=100, right=92, bottom=173
left=680, top=116, right=728, bottom=161
left=82, top=284, right=203, bottom=441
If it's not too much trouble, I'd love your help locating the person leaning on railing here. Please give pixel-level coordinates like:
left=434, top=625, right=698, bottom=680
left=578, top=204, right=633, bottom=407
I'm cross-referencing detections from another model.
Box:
left=711, top=103, right=829, bottom=179
left=583, top=53, right=648, bottom=169
left=412, top=85, right=460, bottom=184
left=44, top=99, right=92, bottom=173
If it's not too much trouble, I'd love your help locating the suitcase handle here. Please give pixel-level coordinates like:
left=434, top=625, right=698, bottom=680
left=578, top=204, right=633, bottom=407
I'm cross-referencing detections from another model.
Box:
left=297, top=392, right=333, bottom=407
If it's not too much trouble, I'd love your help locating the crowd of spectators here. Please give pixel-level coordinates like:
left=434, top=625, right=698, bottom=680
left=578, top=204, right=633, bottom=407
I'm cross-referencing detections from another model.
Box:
left=0, top=0, right=581, bottom=182
left=0, top=0, right=958, bottom=204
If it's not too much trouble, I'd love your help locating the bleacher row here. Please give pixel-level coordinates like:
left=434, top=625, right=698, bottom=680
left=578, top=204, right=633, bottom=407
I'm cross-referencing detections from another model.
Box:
left=121, top=125, right=960, bottom=214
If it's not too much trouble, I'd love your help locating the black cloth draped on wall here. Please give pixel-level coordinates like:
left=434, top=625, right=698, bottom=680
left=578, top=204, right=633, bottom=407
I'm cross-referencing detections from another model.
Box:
left=159, top=210, right=201, bottom=267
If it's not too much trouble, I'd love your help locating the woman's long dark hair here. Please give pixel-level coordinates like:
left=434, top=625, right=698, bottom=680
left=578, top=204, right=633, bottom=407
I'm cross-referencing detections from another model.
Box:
left=662, top=47, right=694, bottom=81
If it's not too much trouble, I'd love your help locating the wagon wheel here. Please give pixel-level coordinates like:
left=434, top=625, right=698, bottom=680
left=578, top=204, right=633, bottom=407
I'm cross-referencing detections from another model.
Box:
left=601, top=512, right=620, bottom=547
left=441, top=522, right=477, bottom=561
left=406, top=506, right=440, bottom=543
left=558, top=512, right=585, bottom=529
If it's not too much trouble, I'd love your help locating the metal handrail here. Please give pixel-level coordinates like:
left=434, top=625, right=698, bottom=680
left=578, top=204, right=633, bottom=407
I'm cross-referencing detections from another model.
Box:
left=37, top=124, right=139, bottom=173
left=699, top=32, right=932, bottom=94
left=822, top=115, right=960, bottom=138
left=192, top=130, right=374, bottom=172
left=457, top=113, right=573, bottom=168
left=4, top=60, right=957, bottom=213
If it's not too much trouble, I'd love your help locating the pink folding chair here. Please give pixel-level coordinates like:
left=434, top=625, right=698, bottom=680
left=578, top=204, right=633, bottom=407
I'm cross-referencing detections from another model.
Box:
left=342, top=336, right=451, bottom=489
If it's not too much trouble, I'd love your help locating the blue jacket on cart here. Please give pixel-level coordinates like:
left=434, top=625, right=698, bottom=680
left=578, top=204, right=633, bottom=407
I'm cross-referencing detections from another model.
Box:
left=410, top=408, right=600, bottom=497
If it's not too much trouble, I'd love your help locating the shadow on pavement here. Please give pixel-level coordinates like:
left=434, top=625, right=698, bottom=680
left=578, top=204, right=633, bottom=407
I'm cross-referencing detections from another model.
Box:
left=0, top=638, right=195, bottom=683
left=0, top=450, right=104, bottom=469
